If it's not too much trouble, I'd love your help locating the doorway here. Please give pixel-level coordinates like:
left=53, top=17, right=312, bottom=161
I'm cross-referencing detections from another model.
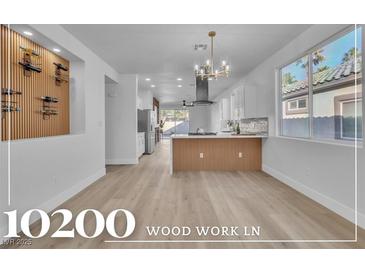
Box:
left=160, top=109, right=189, bottom=139
left=104, top=75, right=118, bottom=166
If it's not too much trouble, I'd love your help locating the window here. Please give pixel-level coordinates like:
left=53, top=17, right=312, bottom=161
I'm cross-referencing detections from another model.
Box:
left=334, top=95, right=363, bottom=140
left=289, top=101, right=297, bottom=110
left=159, top=109, right=189, bottom=138
left=279, top=26, right=363, bottom=143
left=298, top=98, right=307, bottom=109
left=280, top=56, right=309, bottom=138
left=287, top=97, right=308, bottom=113
left=342, top=100, right=362, bottom=139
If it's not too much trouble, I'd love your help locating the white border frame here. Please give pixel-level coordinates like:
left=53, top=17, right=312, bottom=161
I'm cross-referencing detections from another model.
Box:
left=3, top=24, right=361, bottom=245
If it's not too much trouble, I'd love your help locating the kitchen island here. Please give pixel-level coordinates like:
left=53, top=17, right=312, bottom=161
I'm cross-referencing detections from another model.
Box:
left=170, top=134, right=267, bottom=174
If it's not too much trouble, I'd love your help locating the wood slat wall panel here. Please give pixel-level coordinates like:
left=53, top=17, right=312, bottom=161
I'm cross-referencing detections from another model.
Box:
left=0, top=25, right=70, bottom=141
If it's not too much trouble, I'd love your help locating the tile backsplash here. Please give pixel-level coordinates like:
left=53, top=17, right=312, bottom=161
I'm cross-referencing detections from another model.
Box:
left=239, top=117, right=268, bottom=135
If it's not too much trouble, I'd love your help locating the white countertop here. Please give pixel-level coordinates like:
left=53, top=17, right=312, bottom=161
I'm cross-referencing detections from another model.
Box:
left=171, top=134, right=267, bottom=139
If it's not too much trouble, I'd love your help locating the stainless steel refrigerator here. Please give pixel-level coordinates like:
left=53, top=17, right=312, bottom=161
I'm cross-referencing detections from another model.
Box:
left=138, top=109, right=155, bottom=154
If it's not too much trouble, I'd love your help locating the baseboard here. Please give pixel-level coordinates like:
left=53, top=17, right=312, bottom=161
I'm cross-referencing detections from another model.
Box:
left=262, top=164, right=365, bottom=230
left=106, top=158, right=138, bottom=165
left=0, top=168, right=106, bottom=243
left=32, top=168, right=106, bottom=220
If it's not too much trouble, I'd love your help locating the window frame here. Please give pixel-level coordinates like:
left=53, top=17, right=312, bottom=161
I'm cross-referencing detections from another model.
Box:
left=276, top=25, right=364, bottom=145
left=286, top=96, right=308, bottom=115
left=335, top=96, right=363, bottom=141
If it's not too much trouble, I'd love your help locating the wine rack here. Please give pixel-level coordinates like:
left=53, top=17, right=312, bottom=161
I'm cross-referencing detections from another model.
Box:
left=1, top=88, right=22, bottom=119
left=53, top=62, right=69, bottom=86
left=19, top=46, right=42, bottom=76
left=41, top=96, right=59, bottom=119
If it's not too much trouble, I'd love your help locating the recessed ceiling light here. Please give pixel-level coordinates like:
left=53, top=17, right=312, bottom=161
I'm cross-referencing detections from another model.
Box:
left=177, top=78, right=182, bottom=81
left=145, top=78, right=151, bottom=81
left=151, top=85, right=156, bottom=88
left=53, top=48, right=61, bottom=53
left=178, top=85, right=182, bottom=88
left=23, top=31, right=33, bottom=36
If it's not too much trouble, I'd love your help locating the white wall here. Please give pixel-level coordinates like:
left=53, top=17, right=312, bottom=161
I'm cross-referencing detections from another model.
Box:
left=210, top=103, right=221, bottom=132
left=211, top=24, right=365, bottom=228
left=69, top=60, right=85, bottom=134
left=0, top=24, right=119, bottom=238
left=138, top=90, right=153, bottom=110
left=189, top=105, right=212, bottom=132
left=105, top=75, right=138, bottom=165
left=105, top=82, right=118, bottom=162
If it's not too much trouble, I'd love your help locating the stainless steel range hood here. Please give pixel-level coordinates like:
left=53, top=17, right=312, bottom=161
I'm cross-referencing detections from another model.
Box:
left=193, top=77, right=214, bottom=105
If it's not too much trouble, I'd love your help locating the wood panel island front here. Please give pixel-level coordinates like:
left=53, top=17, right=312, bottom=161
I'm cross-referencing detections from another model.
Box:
left=170, top=135, right=266, bottom=174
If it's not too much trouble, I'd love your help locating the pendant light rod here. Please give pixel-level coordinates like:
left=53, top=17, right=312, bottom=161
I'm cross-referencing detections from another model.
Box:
left=209, top=31, right=216, bottom=74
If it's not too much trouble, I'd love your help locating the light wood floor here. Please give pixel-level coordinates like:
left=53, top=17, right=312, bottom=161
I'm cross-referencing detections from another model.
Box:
left=7, top=140, right=365, bottom=248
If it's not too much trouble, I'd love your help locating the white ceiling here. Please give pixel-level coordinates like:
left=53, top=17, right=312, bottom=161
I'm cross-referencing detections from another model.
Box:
left=61, top=24, right=311, bottom=106
left=10, top=24, right=82, bottom=62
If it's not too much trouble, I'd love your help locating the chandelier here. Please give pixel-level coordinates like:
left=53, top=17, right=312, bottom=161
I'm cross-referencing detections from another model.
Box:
left=194, top=31, right=230, bottom=80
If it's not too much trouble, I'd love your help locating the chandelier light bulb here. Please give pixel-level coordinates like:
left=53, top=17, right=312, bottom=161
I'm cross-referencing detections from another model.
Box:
left=222, top=60, right=226, bottom=66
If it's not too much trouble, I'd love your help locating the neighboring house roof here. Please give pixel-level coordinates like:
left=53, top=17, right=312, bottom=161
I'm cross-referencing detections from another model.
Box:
left=282, top=57, right=362, bottom=99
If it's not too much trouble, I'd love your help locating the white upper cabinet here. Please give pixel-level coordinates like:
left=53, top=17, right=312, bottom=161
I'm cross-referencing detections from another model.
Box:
left=217, top=86, right=245, bottom=130
left=237, top=86, right=245, bottom=120
left=230, top=92, right=236, bottom=120
left=230, top=86, right=245, bottom=120
left=220, top=97, right=231, bottom=121
left=138, top=90, right=153, bottom=110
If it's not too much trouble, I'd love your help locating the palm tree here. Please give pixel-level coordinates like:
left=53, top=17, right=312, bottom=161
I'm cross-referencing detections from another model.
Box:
left=342, top=47, right=356, bottom=63
left=282, top=72, right=297, bottom=87
left=296, top=49, right=326, bottom=68
left=316, top=65, right=330, bottom=72
left=312, top=49, right=326, bottom=66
